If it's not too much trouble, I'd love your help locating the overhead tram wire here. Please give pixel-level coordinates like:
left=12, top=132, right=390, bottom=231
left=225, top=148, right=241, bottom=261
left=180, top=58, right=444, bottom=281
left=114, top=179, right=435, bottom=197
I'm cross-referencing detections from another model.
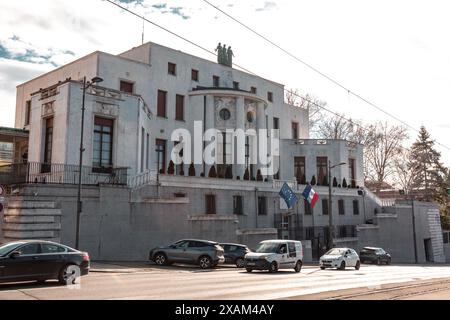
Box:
left=103, top=0, right=418, bottom=155
left=201, top=0, right=450, bottom=152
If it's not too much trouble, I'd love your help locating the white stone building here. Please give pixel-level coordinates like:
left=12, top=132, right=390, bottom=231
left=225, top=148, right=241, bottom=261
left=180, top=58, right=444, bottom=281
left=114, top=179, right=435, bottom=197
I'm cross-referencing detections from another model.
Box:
left=2, top=42, right=444, bottom=263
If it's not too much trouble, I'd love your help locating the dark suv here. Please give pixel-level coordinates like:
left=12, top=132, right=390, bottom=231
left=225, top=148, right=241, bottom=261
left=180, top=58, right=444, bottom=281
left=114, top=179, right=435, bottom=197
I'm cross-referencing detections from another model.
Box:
left=221, top=243, right=250, bottom=268
left=149, top=239, right=225, bottom=269
left=359, top=247, right=391, bottom=265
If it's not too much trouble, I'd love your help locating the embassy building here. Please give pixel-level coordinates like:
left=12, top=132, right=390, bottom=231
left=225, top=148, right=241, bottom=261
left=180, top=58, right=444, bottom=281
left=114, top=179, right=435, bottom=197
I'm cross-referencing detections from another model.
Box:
left=0, top=42, right=446, bottom=263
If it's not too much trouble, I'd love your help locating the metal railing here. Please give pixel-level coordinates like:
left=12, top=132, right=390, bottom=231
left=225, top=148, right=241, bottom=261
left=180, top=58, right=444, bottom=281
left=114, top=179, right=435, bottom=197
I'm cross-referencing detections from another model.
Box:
left=0, top=162, right=128, bottom=186
left=128, top=169, right=158, bottom=189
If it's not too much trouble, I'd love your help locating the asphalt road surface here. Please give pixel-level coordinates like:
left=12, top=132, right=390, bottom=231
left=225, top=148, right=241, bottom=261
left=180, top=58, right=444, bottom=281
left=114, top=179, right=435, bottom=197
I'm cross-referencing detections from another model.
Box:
left=1, top=264, right=450, bottom=300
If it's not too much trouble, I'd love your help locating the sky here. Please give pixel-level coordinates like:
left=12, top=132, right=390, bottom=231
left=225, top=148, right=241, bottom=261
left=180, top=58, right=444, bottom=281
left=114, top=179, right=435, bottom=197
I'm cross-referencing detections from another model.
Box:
left=0, top=0, right=449, bottom=166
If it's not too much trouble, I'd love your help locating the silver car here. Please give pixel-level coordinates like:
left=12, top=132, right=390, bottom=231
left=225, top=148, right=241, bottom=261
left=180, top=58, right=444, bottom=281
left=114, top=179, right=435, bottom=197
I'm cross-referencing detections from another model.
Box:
left=149, top=239, right=225, bottom=269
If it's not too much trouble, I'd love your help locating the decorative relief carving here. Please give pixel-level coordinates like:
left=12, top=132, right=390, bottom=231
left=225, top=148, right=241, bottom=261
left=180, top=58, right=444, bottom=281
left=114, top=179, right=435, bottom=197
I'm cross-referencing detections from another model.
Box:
left=215, top=96, right=236, bottom=128
left=95, top=102, right=119, bottom=117
left=245, top=99, right=257, bottom=129
left=41, top=101, right=55, bottom=117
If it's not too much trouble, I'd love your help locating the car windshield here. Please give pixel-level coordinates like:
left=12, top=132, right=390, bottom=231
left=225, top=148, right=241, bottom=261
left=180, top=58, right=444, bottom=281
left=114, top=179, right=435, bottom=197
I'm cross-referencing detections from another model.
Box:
left=0, top=242, right=23, bottom=256
left=326, top=248, right=346, bottom=256
left=255, top=243, right=281, bottom=253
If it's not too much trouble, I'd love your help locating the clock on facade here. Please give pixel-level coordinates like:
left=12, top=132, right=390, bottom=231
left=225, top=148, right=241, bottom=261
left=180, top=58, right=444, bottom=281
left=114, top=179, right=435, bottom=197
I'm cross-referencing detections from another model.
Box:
left=219, top=108, right=231, bottom=121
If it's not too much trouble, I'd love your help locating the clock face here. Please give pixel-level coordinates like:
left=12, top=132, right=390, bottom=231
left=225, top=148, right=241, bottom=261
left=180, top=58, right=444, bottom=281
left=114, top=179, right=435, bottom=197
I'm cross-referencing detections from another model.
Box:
left=220, top=108, right=231, bottom=121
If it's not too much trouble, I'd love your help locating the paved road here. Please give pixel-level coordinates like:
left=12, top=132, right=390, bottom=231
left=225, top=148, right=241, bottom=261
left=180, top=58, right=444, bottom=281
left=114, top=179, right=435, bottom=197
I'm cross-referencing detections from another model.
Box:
left=1, top=264, right=450, bottom=300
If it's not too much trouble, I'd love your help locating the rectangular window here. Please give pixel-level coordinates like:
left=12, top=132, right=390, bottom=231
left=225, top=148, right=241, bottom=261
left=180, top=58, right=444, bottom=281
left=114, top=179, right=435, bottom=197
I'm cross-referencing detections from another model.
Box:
left=251, top=87, right=257, bottom=94
left=157, top=90, right=167, bottom=118
left=174, top=141, right=184, bottom=176
left=155, top=139, right=166, bottom=174
left=141, top=128, right=145, bottom=173
left=175, top=94, right=185, bottom=121
left=168, top=62, right=177, bottom=76
left=322, top=199, right=329, bottom=215
left=305, top=227, right=314, bottom=240
left=213, top=76, right=220, bottom=87
left=267, top=92, right=273, bottom=102
left=443, top=232, right=449, bottom=244
left=294, top=157, right=306, bottom=184
left=258, top=197, right=267, bottom=216
left=233, top=196, right=244, bottom=215
left=317, top=157, right=328, bottom=186
left=93, top=117, right=114, bottom=172
left=206, top=195, right=216, bottom=215
left=339, top=226, right=347, bottom=238
left=191, top=69, right=199, bottom=81
left=120, top=80, right=134, bottom=93
left=146, top=133, right=150, bottom=170
left=233, top=81, right=240, bottom=90
left=43, top=117, right=53, bottom=166
left=292, top=122, right=299, bottom=139
left=353, top=200, right=360, bottom=215
left=349, top=158, right=356, bottom=187
left=304, top=199, right=312, bottom=215
left=273, top=117, right=280, bottom=130
left=24, top=100, right=31, bottom=126
left=338, top=199, right=345, bottom=215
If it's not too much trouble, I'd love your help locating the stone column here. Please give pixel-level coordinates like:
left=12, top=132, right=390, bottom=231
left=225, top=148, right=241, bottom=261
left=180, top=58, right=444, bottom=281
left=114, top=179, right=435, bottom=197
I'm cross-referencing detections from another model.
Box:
left=256, top=102, right=266, bottom=180
left=234, top=96, right=245, bottom=180
left=204, top=95, right=216, bottom=177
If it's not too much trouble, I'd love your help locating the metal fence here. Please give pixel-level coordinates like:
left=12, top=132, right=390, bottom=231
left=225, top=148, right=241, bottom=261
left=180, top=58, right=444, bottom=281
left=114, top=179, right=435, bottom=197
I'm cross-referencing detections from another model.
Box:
left=0, top=162, right=128, bottom=186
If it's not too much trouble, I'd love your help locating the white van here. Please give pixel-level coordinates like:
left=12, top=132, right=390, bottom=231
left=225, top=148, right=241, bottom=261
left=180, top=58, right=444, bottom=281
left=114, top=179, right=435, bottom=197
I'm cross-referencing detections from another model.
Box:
left=244, top=240, right=303, bottom=273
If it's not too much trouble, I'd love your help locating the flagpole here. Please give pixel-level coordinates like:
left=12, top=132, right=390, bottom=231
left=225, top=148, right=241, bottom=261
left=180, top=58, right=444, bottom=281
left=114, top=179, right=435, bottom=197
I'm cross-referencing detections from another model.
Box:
left=328, top=161, right=333, bottom=250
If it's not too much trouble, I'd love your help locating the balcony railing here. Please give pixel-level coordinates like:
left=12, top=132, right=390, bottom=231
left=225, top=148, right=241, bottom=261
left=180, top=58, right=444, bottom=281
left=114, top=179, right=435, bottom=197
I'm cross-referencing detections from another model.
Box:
left=0, top=162, right=128, bottom=186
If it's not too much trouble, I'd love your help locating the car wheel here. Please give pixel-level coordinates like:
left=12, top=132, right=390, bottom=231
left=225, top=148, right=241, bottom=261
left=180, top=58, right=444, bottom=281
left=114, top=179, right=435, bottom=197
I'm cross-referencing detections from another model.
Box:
left=294, top=261, right=303, bottom=273
left=320, top=267, right=326, bottom=270
left=339, top=261, right=346, bottom=270
left=246, top=268, right=253, bottom=273
left=58, top=264, right=79, bottom=285
left=235, top=258, right=245, bottom=268
left=199, top=256, right=212, bottom=269
left=154, top=253, right=168, bottom=266
left=377, top=258, right=381, bottom=265
left=268, top=262, right=278, bottom=273
left=386, top=258, right=391, bottom=265
left=355, top=261, right=361, bottom=270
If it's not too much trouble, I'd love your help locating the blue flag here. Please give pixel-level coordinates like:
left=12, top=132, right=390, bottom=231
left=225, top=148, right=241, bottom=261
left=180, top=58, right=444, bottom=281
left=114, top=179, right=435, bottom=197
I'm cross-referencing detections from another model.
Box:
left=279, top=183, right=298, bottom=209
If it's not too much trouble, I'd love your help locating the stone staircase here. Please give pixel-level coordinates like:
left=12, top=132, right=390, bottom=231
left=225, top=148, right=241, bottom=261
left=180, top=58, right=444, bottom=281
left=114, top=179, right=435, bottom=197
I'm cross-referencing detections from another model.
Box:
left=1, top=198, right=61, bottom=243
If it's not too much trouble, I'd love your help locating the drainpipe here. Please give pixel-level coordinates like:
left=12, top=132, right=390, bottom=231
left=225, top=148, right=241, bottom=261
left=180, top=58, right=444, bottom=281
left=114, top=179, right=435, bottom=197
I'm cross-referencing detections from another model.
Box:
left=411, top=198, right=418, bottom=263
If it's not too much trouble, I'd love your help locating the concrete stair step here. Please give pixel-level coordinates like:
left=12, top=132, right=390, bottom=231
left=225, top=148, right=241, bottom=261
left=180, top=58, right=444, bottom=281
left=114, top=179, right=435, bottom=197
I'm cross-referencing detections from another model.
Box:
left=6, top=201, right=59, bottom=209
left=4, top=208, right=62, bottom=216
left=3, top=230, right=57, bottom=239
left=3, top=223, right=61, bottom=231
left=4, top=216, right=56, bottom=224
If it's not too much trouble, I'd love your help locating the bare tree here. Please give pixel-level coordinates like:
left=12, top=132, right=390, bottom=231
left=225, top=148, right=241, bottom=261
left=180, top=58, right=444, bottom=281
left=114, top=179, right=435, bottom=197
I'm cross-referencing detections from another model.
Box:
left=285, top=89, right=325, bottom=136
left=364, top=121, right=409, bottom=190
left=392, top=149, right=416, bottom=194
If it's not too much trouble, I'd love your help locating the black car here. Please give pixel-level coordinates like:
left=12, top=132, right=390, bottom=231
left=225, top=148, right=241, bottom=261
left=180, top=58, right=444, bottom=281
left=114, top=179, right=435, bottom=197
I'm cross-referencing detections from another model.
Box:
left=220, top=243, right=251, bottom=268
left=0, top=240, right=90, bottom=285
left=359, top=247, right=391, bottom=265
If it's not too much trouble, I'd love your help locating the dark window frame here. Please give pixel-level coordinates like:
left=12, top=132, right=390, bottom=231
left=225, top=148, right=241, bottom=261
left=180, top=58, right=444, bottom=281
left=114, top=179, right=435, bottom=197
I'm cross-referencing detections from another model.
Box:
left=258, top=197, right=268, bottom=216
left=157, top=90, right=167, bottom=118
left=175, top=94, right=185, bottom=121
left=191, top=69, right=199, bottom=81
left=322, top=199, right=329, bottom=215
left=168, top=62, right=177, bottom=76
left=353, top=200, right=360, bottom=215
left=267, top=92, right=273, bottom=102
left=155, top=139, right=167, bottom=174
left=93, top=117, right=114, bottom=172
left=338, top=199, right=345, bottom=215
left=292, top=122, right=299, bottom=139
left=233, top=195, right=244, bottom=215
left=120, top=80, right=134, bottom=94
left=24, top=100, right=31, bottom=126
left=317, top=156, right=328, bottom=186
left=250, top=87, right=257, bottom=94
left=206, top=194, right=217, bottom=215
left=213, top=75, right=220, bottom=87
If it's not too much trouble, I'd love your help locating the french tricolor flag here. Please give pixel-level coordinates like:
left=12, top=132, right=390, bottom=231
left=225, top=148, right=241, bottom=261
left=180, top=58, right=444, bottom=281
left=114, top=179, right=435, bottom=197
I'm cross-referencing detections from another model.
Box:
left=302, top=185, right=319, bottom=209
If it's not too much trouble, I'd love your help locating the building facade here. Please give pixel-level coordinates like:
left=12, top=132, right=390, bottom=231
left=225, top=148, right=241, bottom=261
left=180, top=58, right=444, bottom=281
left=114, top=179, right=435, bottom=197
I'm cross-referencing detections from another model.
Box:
left=2, top=42, right=444, bottom=262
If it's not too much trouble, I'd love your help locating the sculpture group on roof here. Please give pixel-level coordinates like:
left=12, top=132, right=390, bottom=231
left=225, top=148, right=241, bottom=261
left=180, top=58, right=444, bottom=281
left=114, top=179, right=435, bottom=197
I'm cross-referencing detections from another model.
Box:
left=215, top=43, right=234, bottom=67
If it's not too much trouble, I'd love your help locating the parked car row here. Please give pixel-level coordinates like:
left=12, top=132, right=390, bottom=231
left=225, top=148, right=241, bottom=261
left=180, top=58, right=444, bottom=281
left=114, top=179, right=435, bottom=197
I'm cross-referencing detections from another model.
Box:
left=319, top=247, right=392, bottom=270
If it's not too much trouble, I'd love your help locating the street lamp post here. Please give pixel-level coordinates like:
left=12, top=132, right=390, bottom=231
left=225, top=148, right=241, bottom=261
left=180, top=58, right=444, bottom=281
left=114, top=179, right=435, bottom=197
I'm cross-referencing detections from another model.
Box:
left=328, top=161, right=346, bottom=250
left=75, top=76, right=103, bottom=250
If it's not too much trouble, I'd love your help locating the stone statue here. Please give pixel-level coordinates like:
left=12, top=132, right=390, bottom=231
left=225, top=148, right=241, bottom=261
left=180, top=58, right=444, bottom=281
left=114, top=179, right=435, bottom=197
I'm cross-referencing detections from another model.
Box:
left=215, top=42, right=223, bottom=64
left=216, top=42, right=234, bottom=67
left=227, top=46, right=234, bottom=67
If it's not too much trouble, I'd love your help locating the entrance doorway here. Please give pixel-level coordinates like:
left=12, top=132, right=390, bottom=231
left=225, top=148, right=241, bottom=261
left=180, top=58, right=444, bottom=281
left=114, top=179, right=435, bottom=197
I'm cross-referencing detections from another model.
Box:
left=424, top=238, right=433, bottom=262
